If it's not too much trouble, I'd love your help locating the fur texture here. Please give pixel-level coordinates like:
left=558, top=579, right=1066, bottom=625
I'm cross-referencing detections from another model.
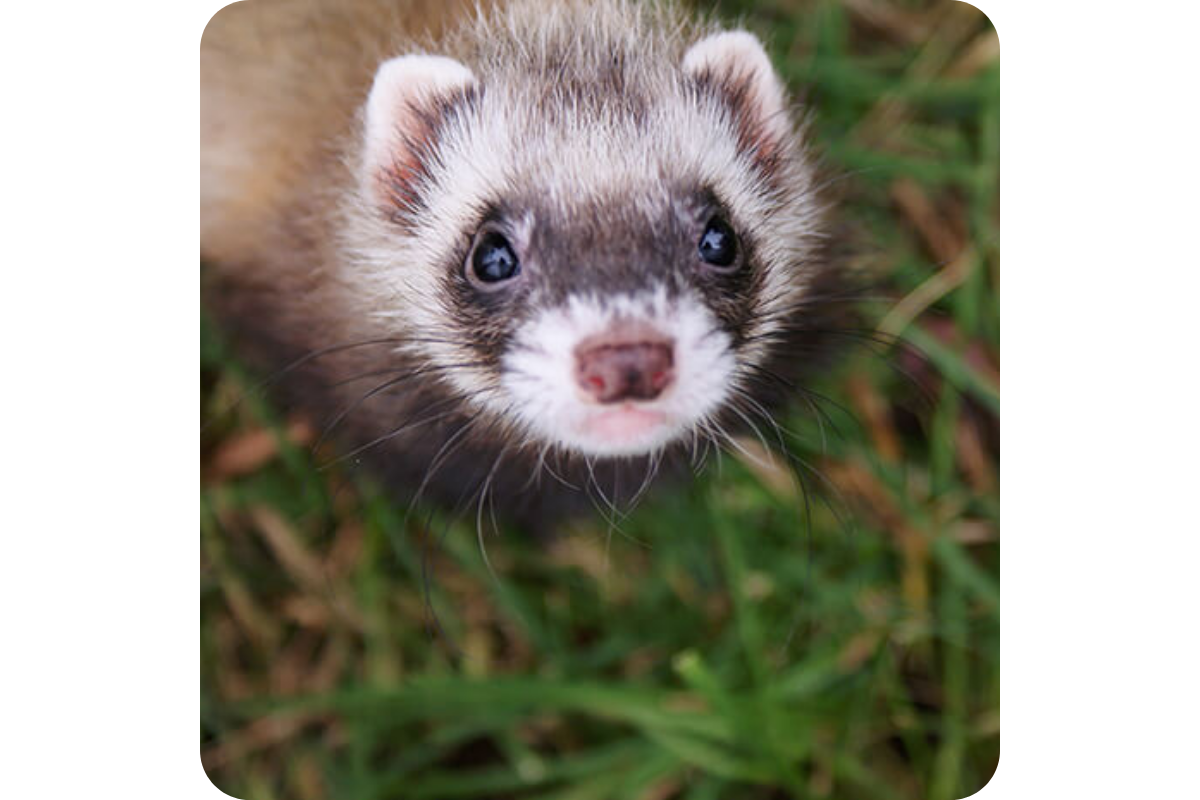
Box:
left=202, top=0, right=846, bottom=526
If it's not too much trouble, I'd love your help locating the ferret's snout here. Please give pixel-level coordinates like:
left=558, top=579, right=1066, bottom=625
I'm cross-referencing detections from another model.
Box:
left=575, top=334, right=675, bottom=404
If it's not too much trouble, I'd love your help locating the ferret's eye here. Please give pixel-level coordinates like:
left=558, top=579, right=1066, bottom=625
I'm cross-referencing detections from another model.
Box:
left=698, top=217, right=738, bottom=269
left=469, top=232, right=521, bottom=285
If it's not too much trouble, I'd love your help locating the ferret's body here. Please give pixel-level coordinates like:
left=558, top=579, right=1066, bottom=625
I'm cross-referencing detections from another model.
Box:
left=202, top=0, right=844, bottom=525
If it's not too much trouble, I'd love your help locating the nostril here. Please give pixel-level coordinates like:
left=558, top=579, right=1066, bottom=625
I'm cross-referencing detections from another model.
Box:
left=575, top=337, right=675, bottom=404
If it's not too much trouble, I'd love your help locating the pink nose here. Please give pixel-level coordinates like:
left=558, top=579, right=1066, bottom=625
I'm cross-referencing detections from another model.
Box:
left=575, top=338, right=674, bottom=404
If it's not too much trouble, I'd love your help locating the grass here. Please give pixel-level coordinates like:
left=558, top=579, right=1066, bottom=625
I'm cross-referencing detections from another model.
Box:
left=200, top=0, right=999, bottom=797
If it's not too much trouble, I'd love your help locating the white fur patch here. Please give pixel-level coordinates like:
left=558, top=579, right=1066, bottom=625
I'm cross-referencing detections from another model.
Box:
left=682, top=31, right=788, bottom=141
left=501, top=287, right=735, bottom=457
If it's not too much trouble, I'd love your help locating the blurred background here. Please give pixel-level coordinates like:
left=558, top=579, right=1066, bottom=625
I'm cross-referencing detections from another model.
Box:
left=200, top=0, right=999, bottom=797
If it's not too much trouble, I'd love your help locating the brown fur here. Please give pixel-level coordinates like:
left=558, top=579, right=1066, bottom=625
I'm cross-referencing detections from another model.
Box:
left=202, top=0, right=472, bottom=427
left=202, top=0, right=478, bottom=244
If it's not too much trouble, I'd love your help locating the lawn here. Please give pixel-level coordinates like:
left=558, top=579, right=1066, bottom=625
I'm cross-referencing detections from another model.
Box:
left=200, top=0, right=1000, bottom=797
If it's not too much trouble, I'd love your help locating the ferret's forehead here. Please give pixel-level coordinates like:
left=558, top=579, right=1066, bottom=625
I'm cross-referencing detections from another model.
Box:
left=492, top=95, right=731, bottom=196
left=433, top=76, right=749, bottom=214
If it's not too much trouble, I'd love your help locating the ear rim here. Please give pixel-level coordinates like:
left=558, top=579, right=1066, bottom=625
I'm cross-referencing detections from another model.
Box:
left=682, top=30, right=782, bottom=104
left=361, top=54, right=477, bottom=218
left=682, top=31, right=791, bottom=171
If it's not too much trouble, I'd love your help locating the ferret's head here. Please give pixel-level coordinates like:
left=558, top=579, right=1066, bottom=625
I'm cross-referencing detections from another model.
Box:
left=348, top=1, right=828, bottom=459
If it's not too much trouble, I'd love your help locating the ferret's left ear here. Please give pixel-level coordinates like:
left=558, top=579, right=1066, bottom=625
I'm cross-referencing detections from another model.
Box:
left=683, top=31, right=790, bottom=169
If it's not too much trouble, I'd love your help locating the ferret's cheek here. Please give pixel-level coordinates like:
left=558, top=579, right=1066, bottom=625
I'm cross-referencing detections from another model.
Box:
left=500, top=340, right=579, bottom=413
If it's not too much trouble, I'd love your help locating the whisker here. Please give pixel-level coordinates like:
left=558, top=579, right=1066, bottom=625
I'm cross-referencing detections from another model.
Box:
left=582, top=458, right=646, bottom=547
left=316, top=398, right=463, bottom=470
left=408, top=406, right=494, bottom=510
left=313, top=361, right=486, bottom=453
left=473, top=444, right=511, bottom=587
left=202, top=336, right=408, bottom=430
left=624, top=448, right=663, bottom=515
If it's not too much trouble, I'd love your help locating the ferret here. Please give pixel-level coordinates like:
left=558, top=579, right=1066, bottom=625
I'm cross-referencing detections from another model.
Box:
left=202, top=0, right=846, bottom=526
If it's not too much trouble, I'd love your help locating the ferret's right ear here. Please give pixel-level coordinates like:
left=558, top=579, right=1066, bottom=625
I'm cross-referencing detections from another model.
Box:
left=361, top=55, right=477, bottom=216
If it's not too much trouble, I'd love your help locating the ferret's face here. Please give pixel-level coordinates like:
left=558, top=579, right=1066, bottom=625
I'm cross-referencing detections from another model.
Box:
left=354, top=19, right=824, bottom=459
left=453, top=191, right=749, bottom=457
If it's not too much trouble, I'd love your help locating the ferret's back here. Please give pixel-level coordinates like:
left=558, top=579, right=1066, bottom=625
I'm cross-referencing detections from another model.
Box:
left=200, top=0, right=476, bottom=265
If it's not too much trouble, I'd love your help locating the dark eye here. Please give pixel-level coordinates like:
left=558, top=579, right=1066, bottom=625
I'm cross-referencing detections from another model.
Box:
left=470, top=231, right=521, bottom=285
left=698, top=217, right=738, bottom=269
